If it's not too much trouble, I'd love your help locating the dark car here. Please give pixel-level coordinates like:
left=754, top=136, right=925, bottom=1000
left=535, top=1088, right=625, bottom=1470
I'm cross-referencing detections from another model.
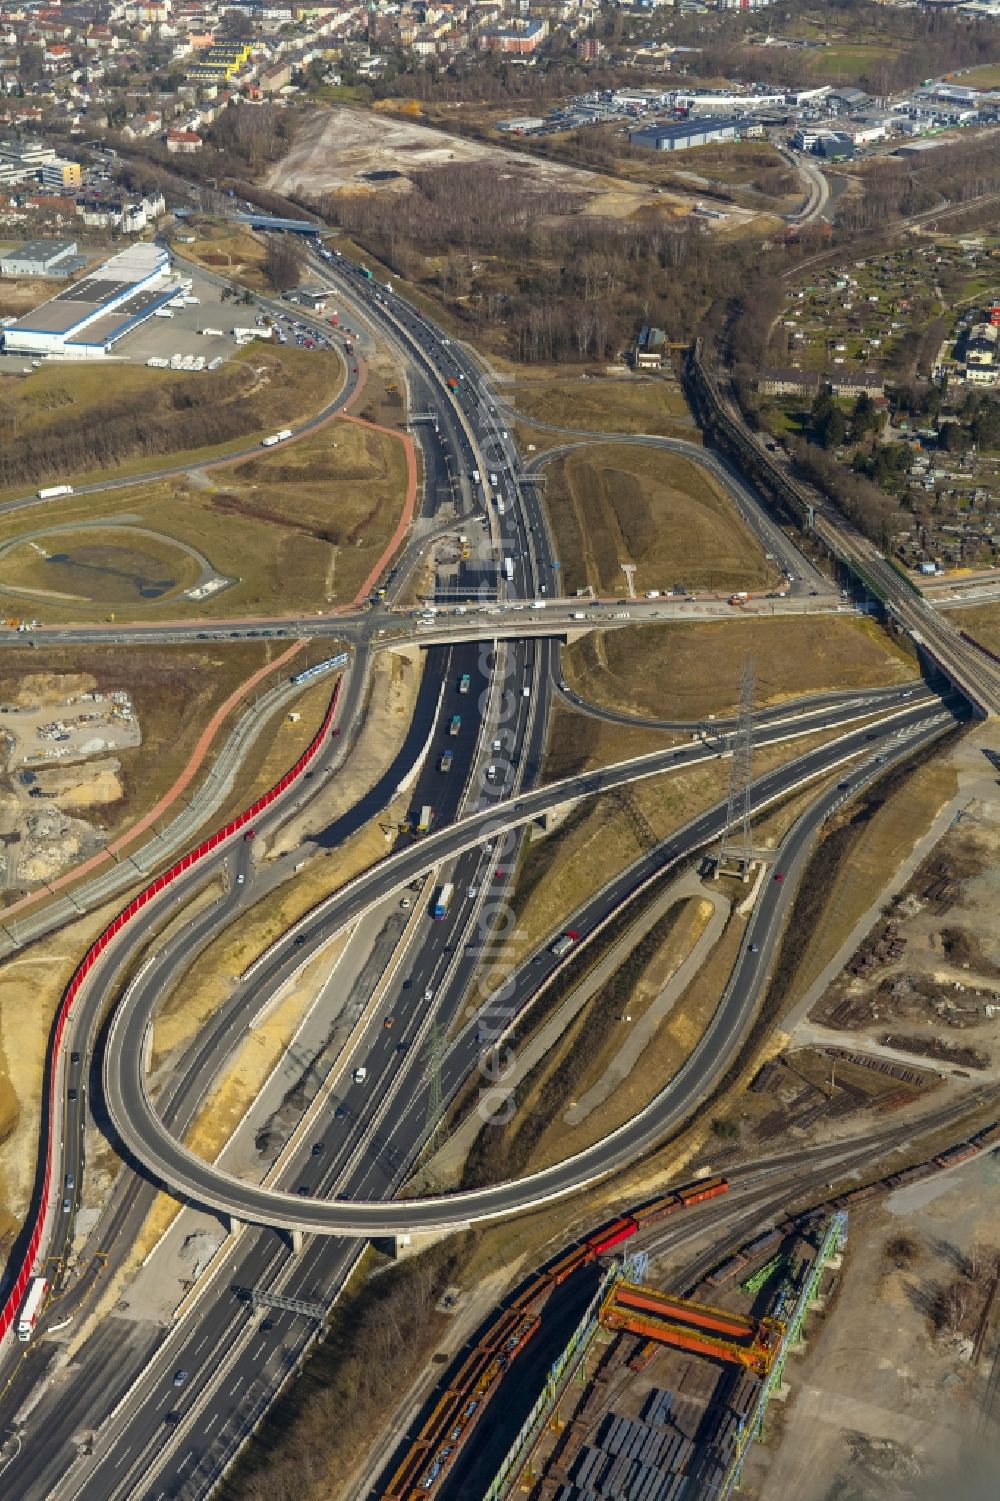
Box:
left=70, top=1051, right=80, bottom=1065
left=311, top=1141, right=325, bottom=1157
left=774, top=872, right=785, bottom=882
left=68, top=1088, right=78, bottom=1102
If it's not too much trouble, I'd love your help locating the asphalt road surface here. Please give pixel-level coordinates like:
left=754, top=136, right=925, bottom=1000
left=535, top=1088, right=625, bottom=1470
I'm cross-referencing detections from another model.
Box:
left=103, top=697, right=959, bottom=1237
left=0, top=245, right=965, bottom=1501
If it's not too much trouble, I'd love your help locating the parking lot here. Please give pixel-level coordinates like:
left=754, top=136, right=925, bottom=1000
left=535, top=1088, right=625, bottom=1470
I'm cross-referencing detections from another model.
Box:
left=107, top=262, right=339, bottom=368
left=113, top=261, right=252, bottom=367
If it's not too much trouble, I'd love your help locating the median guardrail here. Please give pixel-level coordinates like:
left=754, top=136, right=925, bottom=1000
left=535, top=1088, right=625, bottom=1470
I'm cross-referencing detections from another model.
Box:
left=0, top=673, right=345, bottom=1346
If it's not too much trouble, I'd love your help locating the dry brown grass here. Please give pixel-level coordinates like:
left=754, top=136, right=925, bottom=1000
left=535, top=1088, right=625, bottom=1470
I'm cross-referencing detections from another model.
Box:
left=543, top=442, right=777, bottom=597
left=564, top=616, right=916, bottom=721
left=152, top=649, right=424, bottom=1068
left=0, top=417, right=407, bottom=622
left=180, top=224, right=269, bottom=289
left=526, top=912, right=746, bottom=1171
left=507, top=719, right=847, bottom=972
left=786, top=756, right=959, bottom=1002
left=957, top=602, right=1000, bottom=655
left=0, top=342, right=346, bottom=501
left=510, top=372, right=695, bottom=439
left=0, top=895, right=126, bottom=1245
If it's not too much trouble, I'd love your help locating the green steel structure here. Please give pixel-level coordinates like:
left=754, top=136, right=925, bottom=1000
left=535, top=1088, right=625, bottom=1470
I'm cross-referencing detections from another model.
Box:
left=741, top=1253, right=787, bottom=1296
left=720, top=1211, right=848, bottom=1497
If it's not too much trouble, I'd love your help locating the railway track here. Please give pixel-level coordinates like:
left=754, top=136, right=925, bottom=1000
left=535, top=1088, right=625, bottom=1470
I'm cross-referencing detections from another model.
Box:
left=684, top=342, right=1000, bottom=717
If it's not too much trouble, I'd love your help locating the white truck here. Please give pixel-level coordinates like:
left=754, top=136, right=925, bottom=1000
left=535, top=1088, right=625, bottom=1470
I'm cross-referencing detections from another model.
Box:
left=37, top=484, right=74, bottom=500
left=17, top=1277, right=48, bottom=1342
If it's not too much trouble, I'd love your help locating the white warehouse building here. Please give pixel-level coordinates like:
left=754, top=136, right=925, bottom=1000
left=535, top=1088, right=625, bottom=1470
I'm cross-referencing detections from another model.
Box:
left=1, top=244, right=180, bottom=360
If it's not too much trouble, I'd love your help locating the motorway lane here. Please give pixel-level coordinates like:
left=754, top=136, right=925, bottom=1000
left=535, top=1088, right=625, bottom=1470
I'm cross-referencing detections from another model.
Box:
left=103, top=695, right=961, bottom=1238
left=95, top=670, right=925, bottom=1250
left=8, top=253, right=512, bottom=1337
left=0, top=643, right=482, bottom=1498
left=10, top=253, right=945, bottom=1497
left=552, top=675, right=932, bottom=735
left=2, top=253, right=552, bottom=1497
left=105, top=258, right=978, bottom=1501
left=54, top=642, right=553, bottom=1501
left=27, top=613, right=481, bottom=1313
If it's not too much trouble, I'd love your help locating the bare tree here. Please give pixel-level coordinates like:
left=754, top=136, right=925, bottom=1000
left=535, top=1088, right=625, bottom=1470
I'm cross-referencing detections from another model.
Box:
left=265, top=236, right=303, bottom=293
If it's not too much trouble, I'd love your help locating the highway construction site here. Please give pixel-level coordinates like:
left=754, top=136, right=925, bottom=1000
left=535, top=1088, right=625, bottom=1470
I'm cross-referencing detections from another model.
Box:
left=0, top=223, right=997, bottom=1501
left=0, top=673, right=138, bottom=887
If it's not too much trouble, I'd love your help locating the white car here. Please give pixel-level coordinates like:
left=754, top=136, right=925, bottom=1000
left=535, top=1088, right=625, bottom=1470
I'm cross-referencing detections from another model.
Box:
left=353, top=1066, right=367, bottom=1084
left=424, top=987, right=434, bottom=1002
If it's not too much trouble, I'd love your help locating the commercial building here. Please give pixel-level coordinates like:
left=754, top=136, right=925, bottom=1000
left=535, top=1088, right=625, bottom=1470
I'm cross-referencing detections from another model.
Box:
left=1, top=244, right=181, bottom=360
left=39, top=159, right=82, bottom=189
left=815, top=131, right=855, bottom=160
left=634, top=325, right=666, bottom=368
left=0, top=138, right=56, bottom=188
left=629, top=117, right=752, bottom=152
left=895, top=138, right=947, bottom=158
left=497, top=116, right=546, bottom=133
left=0, top=238, right=79, bottom=277
left=673, top=90, right=786, bottom=115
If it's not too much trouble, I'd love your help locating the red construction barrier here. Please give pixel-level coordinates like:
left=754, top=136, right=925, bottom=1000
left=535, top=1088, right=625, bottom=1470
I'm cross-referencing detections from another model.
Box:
left=0, top=675, right=344, bottom=1342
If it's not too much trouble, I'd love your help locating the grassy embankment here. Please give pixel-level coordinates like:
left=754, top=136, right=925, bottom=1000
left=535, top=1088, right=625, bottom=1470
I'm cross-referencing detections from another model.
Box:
left=0, top=418, right=408, bottom=622
left=509, top=368, right=696, bottom=445
left=563, top=614, right=917, bottom=720
left=540, top=442, right=783, bottom=598
left=0, top=341, right=344, bottom=500
left=957, top=601, right=1000, bottom=655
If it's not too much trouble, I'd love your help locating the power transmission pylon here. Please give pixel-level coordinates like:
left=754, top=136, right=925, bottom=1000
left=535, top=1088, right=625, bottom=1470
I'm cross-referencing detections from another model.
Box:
left=716, top=659, right=755, bottom=882
left=609, top=786, right=659, bottom=855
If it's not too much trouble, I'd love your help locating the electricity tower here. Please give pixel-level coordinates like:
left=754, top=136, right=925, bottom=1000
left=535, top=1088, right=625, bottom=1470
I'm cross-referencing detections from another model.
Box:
left=715, top=659, right=756, bottom=881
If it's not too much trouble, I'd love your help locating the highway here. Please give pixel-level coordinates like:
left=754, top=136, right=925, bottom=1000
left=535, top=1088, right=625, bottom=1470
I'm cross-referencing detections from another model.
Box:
left=0, top=223, right=564, bottom=1501
left=6, top=690, right=952, bottom=1501
left=553, top=674, right=931, bottom=734
left=99, top=694, right=959, bottom=1242
left=0, top=241, right=970, bottom=1501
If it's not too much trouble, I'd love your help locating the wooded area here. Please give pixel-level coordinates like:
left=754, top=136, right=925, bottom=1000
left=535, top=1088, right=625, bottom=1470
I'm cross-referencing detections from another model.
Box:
left=324, top=160, right=767, bottom=363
